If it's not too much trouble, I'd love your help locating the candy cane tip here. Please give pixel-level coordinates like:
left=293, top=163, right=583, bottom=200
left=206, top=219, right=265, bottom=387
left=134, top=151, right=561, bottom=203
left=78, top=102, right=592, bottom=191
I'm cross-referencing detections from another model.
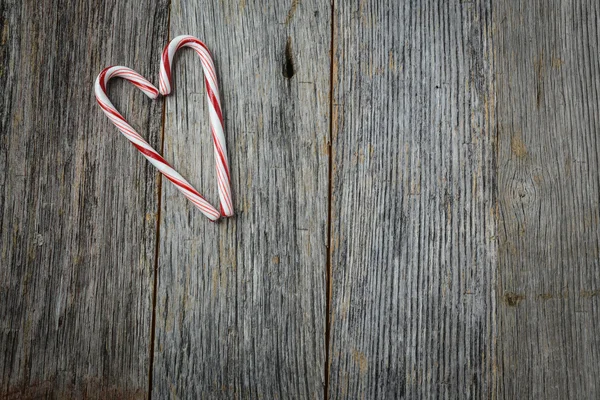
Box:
left=219, top=205, right=234, bottom=218
left=159, top=84, right=171, bottom=96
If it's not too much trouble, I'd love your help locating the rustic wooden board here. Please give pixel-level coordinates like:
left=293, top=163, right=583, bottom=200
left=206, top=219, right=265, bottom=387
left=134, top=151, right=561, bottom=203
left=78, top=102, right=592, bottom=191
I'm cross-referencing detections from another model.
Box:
left=151, top=1, right=330, bottom=398
left=3, top=0, right=600, bottom=398
left=0, top=0, right=168, bottom=397
left=328, top=1, right=497, bottom=398
left=495, top=0, right=600, bottom=398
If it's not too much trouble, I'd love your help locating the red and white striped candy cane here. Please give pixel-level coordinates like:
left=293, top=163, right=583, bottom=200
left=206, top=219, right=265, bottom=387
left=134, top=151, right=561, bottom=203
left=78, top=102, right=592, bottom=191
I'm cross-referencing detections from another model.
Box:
left=94, top=66, right=221, bottom=221
left=159, top=35, right=234, bottom=217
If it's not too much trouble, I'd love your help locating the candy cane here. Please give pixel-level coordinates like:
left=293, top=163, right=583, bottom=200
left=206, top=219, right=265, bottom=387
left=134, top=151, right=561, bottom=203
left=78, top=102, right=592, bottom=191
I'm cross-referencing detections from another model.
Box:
left=159, top=35, right=234, bottom=218
left=94, top=66, right=221, bottom=221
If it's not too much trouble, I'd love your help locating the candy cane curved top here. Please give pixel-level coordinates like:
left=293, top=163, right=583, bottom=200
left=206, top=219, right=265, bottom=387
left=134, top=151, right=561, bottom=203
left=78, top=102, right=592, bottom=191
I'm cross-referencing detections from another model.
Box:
left=160, top=35, right=234, bottom=217
left=94, top=66, right=221, bottom=221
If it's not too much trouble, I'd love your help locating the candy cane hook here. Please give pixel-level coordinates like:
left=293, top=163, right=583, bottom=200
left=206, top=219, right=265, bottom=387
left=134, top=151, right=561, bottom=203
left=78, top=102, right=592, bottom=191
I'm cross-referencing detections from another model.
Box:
left=94, top=66, right=222, bottom=221
left=160, top=35, right=234, bottom=217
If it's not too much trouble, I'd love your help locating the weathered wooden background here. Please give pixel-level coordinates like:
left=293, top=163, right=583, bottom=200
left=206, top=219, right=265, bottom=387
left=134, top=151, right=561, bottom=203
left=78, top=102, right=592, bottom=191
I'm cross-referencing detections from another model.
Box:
left=1, top=0, right=599, bottom=398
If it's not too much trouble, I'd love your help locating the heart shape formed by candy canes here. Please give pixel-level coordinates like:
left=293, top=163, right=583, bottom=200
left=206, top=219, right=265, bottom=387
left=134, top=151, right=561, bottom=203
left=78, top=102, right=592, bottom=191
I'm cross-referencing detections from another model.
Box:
left=94, top=35, right=233, bottom=221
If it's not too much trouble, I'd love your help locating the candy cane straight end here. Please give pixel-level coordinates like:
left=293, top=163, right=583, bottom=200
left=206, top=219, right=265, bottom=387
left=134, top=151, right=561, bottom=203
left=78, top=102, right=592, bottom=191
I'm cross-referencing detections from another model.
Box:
left=220, top=204, right=234, bottom=218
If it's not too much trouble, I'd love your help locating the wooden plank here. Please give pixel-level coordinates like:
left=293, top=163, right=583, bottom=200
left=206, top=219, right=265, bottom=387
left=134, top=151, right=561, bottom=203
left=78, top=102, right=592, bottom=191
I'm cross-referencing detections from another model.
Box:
left=0, top=0, right=168, bottom=397
left=328, top=1, right=496, bottom=398
left=495, top=1, right=600, bottom=398
left=151, top=1, right=330, bottom=398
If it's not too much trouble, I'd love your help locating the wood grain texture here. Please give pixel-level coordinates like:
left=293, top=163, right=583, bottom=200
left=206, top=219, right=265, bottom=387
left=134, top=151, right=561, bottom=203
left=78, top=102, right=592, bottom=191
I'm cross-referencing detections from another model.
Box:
left=151, top=1, right=330, bottom=398
left=328, top=1, right=497, bottom=398
left=496, top=0, right=600, bottom=398
left=3, top=0, right=600, bottom=397
left=0, top=0, right=168, bottom=397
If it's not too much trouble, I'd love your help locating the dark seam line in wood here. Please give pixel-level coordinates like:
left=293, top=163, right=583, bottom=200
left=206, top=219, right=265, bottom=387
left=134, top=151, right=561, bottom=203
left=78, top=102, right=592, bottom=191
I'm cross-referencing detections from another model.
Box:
left=324, top=1, right=335, bottom=399
left=492, top=3, right=499, bottom=396
left=148, top=4, right=171, bottom=399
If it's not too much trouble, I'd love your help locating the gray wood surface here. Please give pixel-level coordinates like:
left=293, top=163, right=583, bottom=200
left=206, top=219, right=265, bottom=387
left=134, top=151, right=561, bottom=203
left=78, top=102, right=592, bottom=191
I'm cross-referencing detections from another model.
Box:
left=495, top=0, right=600, bottom=398
left=150, top=1, right=330, bottom=398
left=2, top=0, right=600, bottom=398
left=0, top=0, right=168, bottom=397
left=328, top=1, right=497, bottom=398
